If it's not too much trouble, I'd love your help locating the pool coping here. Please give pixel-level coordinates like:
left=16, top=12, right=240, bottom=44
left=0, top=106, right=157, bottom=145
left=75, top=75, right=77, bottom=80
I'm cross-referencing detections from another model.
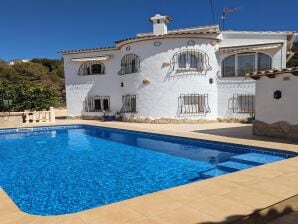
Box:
left=1, top=121, right=298, bottom=224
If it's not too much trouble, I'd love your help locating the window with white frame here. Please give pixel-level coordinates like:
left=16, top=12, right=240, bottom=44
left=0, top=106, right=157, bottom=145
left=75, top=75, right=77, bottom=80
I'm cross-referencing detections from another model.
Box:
left=78, top=61, right=105, bottom=75
left=121, top=95, right=136, bottom=113
left=178, top=94, right=210, bottom=114
left=171, top=49, right=211, bottom=72
left=84, top=96, right=110, bottom=112
left=232, top=94, right=255, bottom=114
left=222, top=52, right=271, bottom=77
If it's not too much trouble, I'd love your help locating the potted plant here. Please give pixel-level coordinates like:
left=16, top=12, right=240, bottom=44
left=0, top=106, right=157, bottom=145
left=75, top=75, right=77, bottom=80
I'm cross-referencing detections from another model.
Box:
left=114, top=112, right=122, bottom=121
left=247, top=114, right=255, bottom=124
left=102, top=110, right=115, bottom=121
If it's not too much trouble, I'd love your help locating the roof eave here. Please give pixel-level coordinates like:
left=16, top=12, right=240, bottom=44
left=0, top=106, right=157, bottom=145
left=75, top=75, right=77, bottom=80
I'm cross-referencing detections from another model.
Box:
left=247, top=67, right=298, bottom=80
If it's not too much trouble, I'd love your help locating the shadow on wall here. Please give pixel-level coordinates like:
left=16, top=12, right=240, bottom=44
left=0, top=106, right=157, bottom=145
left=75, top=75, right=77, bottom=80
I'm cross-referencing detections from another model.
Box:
left=193, top=126, right=298, bottom=144
left=197, top=206, right=297, bottom=224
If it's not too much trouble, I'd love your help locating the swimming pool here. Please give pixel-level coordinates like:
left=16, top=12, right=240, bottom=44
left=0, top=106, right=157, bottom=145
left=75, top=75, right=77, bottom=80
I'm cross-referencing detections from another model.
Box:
left=0, top=125, right=296, bottom=215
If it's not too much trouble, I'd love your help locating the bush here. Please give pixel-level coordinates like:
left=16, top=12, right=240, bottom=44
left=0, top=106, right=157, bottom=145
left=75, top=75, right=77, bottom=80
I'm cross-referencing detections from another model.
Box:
left=0, top=81, right=58, bottom=112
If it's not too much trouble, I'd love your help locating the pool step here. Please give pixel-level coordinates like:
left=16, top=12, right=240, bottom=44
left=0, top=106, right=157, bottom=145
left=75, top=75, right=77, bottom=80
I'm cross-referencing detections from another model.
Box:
left=217, top=161, right=253, bottom=172
left=200, top=168, right=228, bottom=179
left=230, top=153, right=284, bottom=166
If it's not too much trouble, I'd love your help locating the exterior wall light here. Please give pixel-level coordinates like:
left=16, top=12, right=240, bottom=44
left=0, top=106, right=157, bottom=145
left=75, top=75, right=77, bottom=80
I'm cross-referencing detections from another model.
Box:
left=273, top=90, right=282, bottom=99
left=121, top=82, right=124, bottom=87
left=209, top=78, right=214, bottom=84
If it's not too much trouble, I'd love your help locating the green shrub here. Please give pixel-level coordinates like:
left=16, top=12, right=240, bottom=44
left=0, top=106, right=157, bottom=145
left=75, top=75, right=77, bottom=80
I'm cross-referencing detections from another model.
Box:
left=0, top=81, right=58, bottom=112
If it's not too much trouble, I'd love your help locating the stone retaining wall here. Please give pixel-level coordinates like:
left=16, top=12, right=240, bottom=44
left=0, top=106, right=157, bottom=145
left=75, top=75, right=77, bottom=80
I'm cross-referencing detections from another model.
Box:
left=253, top=120, right=298, bottom=140
left=77, top=114, right=248, bottom=124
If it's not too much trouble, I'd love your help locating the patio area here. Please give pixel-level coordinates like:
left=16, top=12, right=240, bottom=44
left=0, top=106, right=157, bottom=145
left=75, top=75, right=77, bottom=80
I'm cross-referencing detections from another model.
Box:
left=0, top=119, right=297, bottom=224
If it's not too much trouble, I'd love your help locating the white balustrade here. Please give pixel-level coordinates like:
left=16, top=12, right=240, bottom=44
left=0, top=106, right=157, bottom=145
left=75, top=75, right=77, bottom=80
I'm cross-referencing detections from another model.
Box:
left=23, top=107, right=56, bottom=124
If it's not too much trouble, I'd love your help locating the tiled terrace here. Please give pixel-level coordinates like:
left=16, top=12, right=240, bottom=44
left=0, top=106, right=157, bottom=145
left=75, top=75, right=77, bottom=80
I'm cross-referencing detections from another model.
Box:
left=0, top=120, right=297, bottom=224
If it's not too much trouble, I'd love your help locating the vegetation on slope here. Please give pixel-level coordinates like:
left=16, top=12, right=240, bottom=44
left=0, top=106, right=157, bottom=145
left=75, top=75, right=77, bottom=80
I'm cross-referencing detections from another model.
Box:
left=0, top=58, right=65, bottom=111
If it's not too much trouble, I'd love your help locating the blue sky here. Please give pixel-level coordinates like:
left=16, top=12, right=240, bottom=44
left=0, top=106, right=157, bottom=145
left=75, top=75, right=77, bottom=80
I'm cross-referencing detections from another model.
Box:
left=1, top=0, right=297, bottom=61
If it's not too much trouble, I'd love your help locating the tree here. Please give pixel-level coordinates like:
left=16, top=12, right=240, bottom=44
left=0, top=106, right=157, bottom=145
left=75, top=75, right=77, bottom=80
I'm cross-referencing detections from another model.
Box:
left=287, top=42, right=298, bottom=67
left=0, top=58, right=65, bottom=107
left=0, top=81, right=58, bottom=112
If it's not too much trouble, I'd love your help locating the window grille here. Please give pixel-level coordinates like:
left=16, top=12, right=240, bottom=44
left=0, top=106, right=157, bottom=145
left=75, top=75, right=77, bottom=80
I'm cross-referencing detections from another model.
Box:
left=84, top=96, right=110, bottom=112
left=119, top=54, right=140, bottom=75
left=121, top=95, right=137, bottom=113
left=171, top=49, right=211, bottom=72
left=78, top=61, right=105, bottom=75
left=233, top=94, right=255, bottom=113
left=178, top=94, right=210, bottom=114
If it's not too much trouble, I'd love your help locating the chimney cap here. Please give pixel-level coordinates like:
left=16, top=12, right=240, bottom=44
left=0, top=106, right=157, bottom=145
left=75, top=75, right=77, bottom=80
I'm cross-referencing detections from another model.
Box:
left=149, top=14, right=172, bottom=23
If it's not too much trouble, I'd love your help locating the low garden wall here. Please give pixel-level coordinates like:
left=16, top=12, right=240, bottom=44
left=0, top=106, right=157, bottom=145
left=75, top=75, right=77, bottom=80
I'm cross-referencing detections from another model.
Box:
left=0, top=112, right=23, bottom=127
left=253, top=120, right=298, bottom=140
left=0, top=107, right=56, bottom=128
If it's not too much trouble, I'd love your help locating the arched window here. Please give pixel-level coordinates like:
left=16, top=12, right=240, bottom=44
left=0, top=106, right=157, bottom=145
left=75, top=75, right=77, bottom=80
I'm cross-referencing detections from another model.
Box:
left=78, top=61, right=105, bottom=76
left=222, top=52, right=271, bottom=77
left=120, top=54, right=140, bottom=75
left=172, top=49, right=211, bottom=72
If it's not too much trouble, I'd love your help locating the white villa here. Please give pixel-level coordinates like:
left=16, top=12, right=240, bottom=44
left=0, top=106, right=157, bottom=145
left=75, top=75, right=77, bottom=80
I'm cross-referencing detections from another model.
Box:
left=61, top=14, right=296, bottom=122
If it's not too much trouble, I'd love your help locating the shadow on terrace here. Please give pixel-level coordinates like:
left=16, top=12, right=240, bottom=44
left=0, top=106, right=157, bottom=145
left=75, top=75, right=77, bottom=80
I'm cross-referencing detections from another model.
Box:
left=192, top=126, right=298, bottom=145
left=197, top=205, right=298, bottom=224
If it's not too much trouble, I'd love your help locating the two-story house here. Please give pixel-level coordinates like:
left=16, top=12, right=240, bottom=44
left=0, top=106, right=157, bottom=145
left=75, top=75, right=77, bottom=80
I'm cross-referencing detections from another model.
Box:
left=61, top=14, right=295, bottom=122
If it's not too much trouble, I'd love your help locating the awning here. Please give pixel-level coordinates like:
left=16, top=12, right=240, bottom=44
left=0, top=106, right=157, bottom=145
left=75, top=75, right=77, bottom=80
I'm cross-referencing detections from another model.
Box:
left=219, top=43, right=283, bottom=54
left=71, top=55, right=111, bottom=62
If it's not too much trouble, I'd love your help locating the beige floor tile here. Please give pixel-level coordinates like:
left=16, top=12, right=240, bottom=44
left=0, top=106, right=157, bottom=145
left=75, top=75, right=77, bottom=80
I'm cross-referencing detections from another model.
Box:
left=130, top=218, right=162, bottom=224
left=245, top=180, right=298, bottom=199
left=217, top=171, right=266, bottom=186
left=1, top=213, right=39, bottom=224
left=261, top=162, right=298, bottom=174
left=222, top=188, right=284, bottom=209
left=270, top=173, right=298, bottom=189
left=56, top=214, right=86, bottom=224
left=151, top=206, right=218, bottom=224
left=78, top=203, right=144, bottom=224
left=187, top=194, right=254, bottom=222
left=189, top=178, right=243, bottom=196
left=122, top=192, right=183, bottom=217
left=30, top=216, right=58, bottom=224
left=240, top=166, right=284, bottom=179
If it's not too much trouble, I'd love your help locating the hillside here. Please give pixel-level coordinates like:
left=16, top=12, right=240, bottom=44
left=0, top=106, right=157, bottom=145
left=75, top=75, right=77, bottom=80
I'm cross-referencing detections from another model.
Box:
left=0, top=58, right=65, bottom=106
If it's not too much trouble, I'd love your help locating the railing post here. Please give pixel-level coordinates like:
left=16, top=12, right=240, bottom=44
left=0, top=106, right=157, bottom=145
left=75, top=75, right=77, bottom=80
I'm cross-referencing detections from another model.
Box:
left=49, top=107, right=55, bottom=123
left=24, top=111, right=29, bottom=124
left=32, top=112, right=36, bottom=123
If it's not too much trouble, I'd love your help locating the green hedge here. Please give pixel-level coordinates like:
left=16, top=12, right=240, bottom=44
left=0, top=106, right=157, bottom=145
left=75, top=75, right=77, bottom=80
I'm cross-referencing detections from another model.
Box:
left=0, top=81, right=58, bottom=112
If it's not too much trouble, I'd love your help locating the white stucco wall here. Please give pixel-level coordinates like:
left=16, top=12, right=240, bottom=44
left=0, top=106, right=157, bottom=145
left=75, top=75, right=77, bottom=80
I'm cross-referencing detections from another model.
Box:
left=255, top=73, right=298, bottom=124
left=120, top=38, right=218, bottom=119
left=216, top=32, right=287, bottom=119
left=63, top=49, right=122, bottom=117
left=62, top=32, right=289, bottom=120
left=217, top=77, right=255, bottom=119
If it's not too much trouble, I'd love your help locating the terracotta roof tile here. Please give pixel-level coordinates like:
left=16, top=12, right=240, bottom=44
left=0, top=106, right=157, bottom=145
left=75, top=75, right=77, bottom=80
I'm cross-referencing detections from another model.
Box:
left=114, top=31, right=219, bottom=44
left=247, top=67, right=298, bottom=80
left=59, top=46, right=117, bottom=54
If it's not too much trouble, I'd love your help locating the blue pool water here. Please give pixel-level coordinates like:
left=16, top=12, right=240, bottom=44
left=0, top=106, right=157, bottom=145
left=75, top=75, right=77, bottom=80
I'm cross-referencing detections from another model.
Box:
left=0, top=125, right=296, bottom=215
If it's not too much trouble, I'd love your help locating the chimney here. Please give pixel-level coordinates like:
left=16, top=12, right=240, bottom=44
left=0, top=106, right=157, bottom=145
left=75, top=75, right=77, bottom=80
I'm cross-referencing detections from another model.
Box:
left=150, top=14, right=171, bottom=35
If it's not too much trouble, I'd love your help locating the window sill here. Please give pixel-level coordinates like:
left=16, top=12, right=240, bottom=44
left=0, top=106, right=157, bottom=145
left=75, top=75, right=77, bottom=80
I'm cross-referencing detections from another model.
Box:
left=79, top=73, right=105, bottom=76
left=120, top=71, right=140, bottom=75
